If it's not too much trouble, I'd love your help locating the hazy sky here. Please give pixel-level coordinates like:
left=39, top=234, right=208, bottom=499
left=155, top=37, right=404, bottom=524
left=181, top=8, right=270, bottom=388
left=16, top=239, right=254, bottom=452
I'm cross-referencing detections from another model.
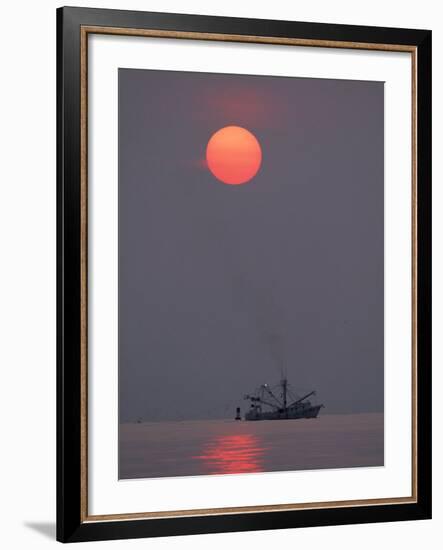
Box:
left=118, top=68, right=384, bottom=421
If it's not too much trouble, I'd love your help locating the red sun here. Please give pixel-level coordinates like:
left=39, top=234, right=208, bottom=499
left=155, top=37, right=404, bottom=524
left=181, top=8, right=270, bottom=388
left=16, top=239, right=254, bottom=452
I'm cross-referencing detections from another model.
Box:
left=206, top=126, right=262, bottom=185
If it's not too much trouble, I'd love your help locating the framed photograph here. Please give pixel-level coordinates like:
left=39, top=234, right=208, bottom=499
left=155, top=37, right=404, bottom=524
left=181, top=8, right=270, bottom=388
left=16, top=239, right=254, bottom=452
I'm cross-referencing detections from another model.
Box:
left=57, top=6, right=432, bottom=543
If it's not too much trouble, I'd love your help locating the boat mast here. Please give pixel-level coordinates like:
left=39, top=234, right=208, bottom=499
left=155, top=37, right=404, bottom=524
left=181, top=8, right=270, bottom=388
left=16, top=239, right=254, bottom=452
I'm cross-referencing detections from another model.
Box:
left=281, top=378, right=287, bottom=411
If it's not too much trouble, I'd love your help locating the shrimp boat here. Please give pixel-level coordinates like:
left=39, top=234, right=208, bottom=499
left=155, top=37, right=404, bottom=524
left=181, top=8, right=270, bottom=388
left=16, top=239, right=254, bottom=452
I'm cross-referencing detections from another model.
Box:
left=243, top=378, right=324, bottom=421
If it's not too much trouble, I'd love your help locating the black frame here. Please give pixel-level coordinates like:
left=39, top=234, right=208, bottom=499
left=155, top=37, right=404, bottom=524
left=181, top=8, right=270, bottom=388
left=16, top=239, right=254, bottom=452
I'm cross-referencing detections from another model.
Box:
left=57, top=6, right=432, bottom=543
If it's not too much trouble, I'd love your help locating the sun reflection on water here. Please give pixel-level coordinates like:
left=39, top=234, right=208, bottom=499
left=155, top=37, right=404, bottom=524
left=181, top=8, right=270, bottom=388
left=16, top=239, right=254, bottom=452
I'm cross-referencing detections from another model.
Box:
left=193, top=433, right=265, bottom=475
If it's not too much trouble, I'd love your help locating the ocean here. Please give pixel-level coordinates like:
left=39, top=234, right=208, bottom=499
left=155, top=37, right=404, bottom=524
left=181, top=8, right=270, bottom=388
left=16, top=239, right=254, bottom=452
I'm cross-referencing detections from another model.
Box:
left=119, top=412, right=384, bottom=479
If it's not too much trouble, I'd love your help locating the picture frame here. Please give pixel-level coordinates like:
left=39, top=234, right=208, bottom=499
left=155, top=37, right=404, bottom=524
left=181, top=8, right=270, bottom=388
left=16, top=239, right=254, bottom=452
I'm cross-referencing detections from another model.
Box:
left=56, top=6, right=432, bottom=543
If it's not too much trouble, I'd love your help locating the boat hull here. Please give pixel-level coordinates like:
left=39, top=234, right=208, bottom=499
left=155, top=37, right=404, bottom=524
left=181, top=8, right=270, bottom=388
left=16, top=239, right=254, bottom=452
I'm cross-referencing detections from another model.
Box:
left=245, top=404, right=323, bottom=421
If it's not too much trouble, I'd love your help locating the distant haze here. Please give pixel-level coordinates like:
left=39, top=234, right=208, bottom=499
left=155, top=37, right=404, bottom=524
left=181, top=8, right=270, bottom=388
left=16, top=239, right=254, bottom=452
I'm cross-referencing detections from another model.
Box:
left=118, top=69, right=384, bottom=422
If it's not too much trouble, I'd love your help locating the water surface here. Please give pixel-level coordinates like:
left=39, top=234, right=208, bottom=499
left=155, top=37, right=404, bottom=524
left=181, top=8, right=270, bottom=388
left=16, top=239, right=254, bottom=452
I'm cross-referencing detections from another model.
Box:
left=119, top=413, right=383, bottom=479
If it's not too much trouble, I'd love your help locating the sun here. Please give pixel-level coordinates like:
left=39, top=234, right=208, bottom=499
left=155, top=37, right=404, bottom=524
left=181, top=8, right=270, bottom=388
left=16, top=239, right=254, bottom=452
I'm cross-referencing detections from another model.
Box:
left=206, top=126, right=262, bottom=185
